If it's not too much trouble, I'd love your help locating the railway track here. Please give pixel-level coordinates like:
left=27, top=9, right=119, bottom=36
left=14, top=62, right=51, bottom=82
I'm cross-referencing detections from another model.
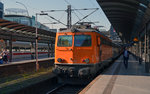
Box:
left=46, top=84, right=86, bottom=94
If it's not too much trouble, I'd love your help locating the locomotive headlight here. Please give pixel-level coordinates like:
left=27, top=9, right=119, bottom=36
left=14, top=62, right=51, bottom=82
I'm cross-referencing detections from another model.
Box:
left=57, top=58, right=63, bottom=62
left=85, top=58, right=90, bottom=63
left=83, top=58, right=90, bottom=63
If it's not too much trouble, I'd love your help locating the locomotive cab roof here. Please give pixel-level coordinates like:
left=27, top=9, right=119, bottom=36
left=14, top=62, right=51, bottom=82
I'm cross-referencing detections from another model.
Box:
left=59, top=26, right=107, bottom=38
left=59, top=24, right=97, bottom=32
left=59, top=22, right=95, bottom=32
left=58, top=22, right=110, bottom=41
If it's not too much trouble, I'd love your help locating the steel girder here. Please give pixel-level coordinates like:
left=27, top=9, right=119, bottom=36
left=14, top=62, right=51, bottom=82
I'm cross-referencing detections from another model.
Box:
left=97, top=0, right=150, bottom=43
left=0, top=18, right=56, bottom=43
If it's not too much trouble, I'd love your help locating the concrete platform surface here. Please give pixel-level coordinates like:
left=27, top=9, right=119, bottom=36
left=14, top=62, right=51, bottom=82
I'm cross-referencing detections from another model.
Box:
left=80, top=55, right=150, bottom=94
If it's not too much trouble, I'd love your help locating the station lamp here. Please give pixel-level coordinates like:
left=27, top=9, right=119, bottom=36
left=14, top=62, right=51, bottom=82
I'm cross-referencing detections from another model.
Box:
left=133, top=37, right=139, bottom=42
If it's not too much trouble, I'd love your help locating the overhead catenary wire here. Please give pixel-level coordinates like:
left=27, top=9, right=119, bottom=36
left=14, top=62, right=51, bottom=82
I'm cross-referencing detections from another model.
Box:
left=46, top=14, right=67, bottom=27
left=73, top=8, right=99, bottom=25
left=63, top=0, right=93, bottom=23
left=72, top=11, right=81, bottom=21
left=58, top=11, right=66, bottom=21
left=42, top=6, right=99, bottom=29
left=43, top=17, right=59, bottom=29
left=64, top=0, right=70, bottom=5
left=6, top=0, right=101, bottom=30
left=88, top=0, right=111, bottom=30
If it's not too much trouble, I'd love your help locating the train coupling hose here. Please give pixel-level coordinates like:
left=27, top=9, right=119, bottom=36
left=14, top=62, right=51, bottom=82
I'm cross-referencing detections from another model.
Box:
left=78, top=67, right=90, bottom=78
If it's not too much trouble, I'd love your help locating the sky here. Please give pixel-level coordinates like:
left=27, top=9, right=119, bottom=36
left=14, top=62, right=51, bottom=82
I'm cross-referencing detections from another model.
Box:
left=1, top=0, right=111, bottom=30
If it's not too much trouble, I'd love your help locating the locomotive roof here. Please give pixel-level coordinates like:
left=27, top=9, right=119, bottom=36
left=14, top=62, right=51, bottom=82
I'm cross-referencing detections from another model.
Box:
left=59, top=28, right=112, bottom=42
left=59, top=28, right=108, bottom=38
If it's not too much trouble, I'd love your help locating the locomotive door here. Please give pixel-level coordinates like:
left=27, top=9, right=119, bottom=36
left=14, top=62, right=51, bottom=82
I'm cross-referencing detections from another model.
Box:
left=99, top=44, right=102, bottom=62
left=97, top=37, right=102, bottom=62
left=55, top=35, right=73, bottom=63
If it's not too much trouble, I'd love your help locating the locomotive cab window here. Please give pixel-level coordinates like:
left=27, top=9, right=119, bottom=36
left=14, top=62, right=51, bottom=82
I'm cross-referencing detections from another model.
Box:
left=57, top=35, right=72, bottom=47
left=74, top=35, right=91, bottom=47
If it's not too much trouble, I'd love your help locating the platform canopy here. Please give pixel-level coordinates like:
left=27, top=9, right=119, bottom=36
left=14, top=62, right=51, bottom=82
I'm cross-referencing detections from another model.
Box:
left=97, top=0, right=150, bottom=43
left=0, top=19, right=56, bottom=43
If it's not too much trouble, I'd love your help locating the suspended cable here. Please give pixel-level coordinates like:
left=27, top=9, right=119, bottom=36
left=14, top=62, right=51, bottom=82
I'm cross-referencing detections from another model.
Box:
left=63, top=0, right=93, bottom=23
left=73, top=8, right=99, bottom=25
left=46, top=14, right=67, bottom=27
left=58, top=11, right=66, bottom=21
left=72, top=11, right=81, bottom=21
left=88, top=0, right=110, bottom=28
left=63, top=0, right=70, bottom=5
left=44, top=17, right=53, bottom=23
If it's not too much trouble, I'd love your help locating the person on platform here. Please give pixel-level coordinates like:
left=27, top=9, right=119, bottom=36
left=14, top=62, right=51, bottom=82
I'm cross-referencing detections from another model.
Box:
left=2, top=49, right=8, bottom=64
left=123, top=47, right=129, bottom=69
left=0, top=52, right=3, bottom=64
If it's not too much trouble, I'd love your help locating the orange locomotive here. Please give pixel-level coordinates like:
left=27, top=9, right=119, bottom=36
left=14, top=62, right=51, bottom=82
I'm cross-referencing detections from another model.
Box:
left=54, top=25, right=119, bottom=78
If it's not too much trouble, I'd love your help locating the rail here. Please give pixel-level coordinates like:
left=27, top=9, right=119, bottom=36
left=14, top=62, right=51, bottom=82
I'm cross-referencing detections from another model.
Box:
left=46, top=84, right=86, bottom=94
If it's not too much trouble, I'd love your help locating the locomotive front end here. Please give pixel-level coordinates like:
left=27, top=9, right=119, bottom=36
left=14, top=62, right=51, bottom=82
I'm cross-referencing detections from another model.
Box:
left=54, top=30, right=96, bottom=77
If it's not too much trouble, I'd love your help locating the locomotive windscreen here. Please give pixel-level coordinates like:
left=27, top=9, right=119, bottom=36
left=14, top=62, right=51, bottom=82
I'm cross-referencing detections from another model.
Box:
left=57, top=35, right=72, bottom=47
left=74, top=35, right=91, bottom=47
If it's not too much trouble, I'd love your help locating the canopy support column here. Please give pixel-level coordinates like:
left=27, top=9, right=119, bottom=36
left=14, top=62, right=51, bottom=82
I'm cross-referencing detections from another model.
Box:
left=9, top=37, right=12, bottom=62
left=145, top=23, right=149, bottom=73
left=48, top=43, right=50, bottom=57
left=31, top=42, right=34, bottom=59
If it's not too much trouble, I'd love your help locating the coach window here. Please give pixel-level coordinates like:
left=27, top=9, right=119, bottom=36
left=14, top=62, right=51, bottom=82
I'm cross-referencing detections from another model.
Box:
left=57, top=35, right=72, bottom=47
left=74, top=35, right=91, bottom=47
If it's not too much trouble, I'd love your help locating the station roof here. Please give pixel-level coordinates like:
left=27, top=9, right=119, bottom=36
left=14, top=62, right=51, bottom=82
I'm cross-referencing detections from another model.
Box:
left=0, top=18, right=56, bottom=43
left=97, top=0, right=150, bottom=43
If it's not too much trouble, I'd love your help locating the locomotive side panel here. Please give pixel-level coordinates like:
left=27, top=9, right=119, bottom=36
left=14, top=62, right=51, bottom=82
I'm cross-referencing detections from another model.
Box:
left=99, top=35, right=113, bottom=61
left=101, top=45, right=112, bottom=61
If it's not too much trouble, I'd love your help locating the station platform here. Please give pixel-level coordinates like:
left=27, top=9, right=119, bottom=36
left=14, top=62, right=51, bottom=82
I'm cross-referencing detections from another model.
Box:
left=80, top=54, right=150, bottom=94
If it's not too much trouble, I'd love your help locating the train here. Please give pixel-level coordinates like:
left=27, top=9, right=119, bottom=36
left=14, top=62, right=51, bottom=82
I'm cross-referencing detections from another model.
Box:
left=11, top=42, right=53, bottom=61
left=53, top=23, right=120, bottom=79
left=0, top=41, right=54, bottom=62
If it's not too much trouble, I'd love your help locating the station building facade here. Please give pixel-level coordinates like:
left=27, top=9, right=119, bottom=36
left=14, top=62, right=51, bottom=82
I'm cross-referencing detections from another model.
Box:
left=4, top=14, right=50, bottom=31
left=3, top=7, right=56, bottom=31
left=0, top=2, right=56, bottom=32
left=0, top=2, right=55, bottom=62
left=0, top=2, right=4, bottom=18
